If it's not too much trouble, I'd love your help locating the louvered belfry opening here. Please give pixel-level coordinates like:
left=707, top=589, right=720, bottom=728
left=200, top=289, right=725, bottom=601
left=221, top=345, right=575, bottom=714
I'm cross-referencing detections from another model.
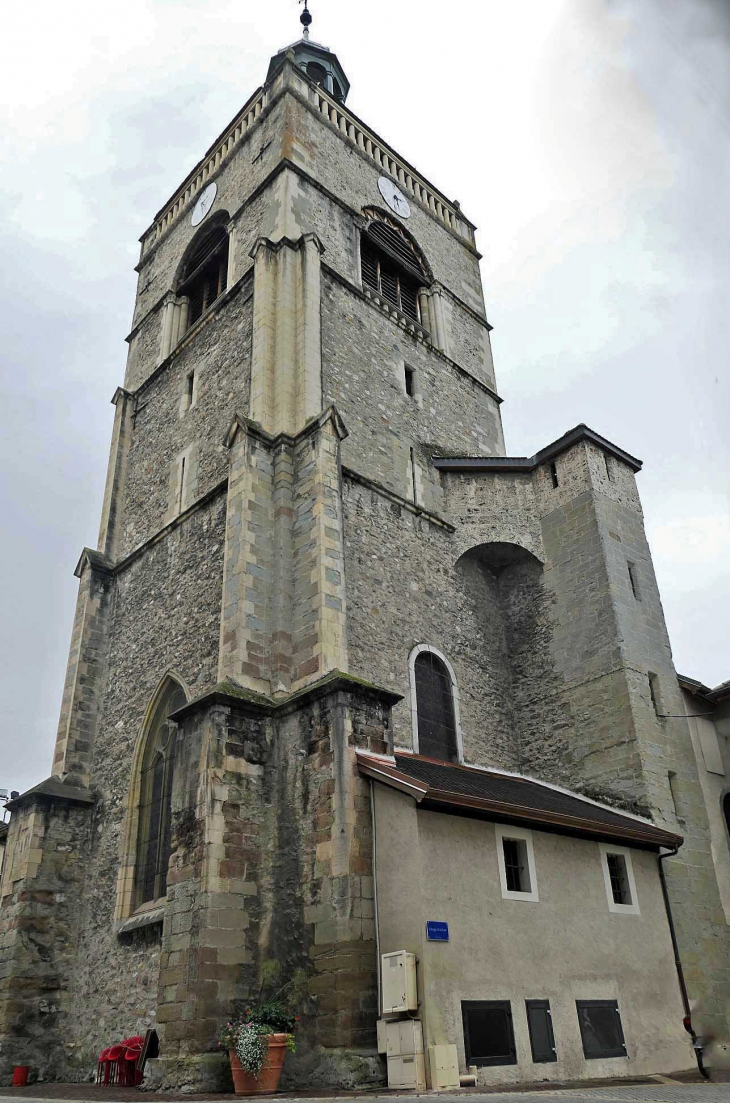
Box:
left=180, top=224, right=229, bottom=330
left=360, top=211, right=429, bottom=323
left=414, top=651, right=458, bottom=762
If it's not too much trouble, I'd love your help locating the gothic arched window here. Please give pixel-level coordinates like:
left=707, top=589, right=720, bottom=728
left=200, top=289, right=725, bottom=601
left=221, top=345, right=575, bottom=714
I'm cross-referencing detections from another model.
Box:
left=409, top=645, right=461, bottom=763
left=360, top=210, right=430, bottom=323
left=133, top=682, right=186, bottom=908
left=180, top=223, right=229, bottom=330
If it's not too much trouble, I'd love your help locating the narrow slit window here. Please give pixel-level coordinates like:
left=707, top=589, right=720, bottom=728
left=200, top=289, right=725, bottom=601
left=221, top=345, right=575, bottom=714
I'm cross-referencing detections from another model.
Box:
left=648, top=672, right=662, bottom=716
left=668, top=771, right=683, bottom=821
left=187, top=370, right=195, bottom=406
left=604, top=453, right=613, bottom=481
left=178, top=456, right=187, bottom=514
left=606, top=853, right=631, bottom=905
left=404, top=365, right=415, bottom=397
left=549, top=461, right=559, bottom=488
left=627, top=561, right=641, bottom=600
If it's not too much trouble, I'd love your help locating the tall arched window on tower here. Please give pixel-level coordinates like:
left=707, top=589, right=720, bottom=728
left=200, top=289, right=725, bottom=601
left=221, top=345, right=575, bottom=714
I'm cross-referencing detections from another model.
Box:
left=179, top=223, right=229, bottom=331
left=360, top=209, right=430, bottom=323
left=409, top=645, right=462, bottom=763
left=133, top=681, right=186, bottom=908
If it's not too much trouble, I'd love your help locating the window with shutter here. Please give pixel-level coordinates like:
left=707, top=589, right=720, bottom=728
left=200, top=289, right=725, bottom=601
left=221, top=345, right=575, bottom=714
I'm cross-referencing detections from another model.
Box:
left=462, top=1001, right=517, bottom=1067
left=576, top=1000, right=627, bottom=1059
left=526, top=1000, right=557, bottom=1063
left=180, top=225, right=229, bottom=331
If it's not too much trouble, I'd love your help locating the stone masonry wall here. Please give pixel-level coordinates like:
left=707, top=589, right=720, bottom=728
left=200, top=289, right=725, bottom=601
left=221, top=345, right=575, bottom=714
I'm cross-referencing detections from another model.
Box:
left=57, top=496, right=226, bottom=1072
left=0, top=798, right=91, bottom=1084
left=323, top=275, right=503, bottom=515
left=120, top=288, right=252, bottom=559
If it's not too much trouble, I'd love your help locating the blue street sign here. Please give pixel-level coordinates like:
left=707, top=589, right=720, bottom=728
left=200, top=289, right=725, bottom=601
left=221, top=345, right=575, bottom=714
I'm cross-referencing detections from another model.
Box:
left=426, top=921, right=449, bottom=942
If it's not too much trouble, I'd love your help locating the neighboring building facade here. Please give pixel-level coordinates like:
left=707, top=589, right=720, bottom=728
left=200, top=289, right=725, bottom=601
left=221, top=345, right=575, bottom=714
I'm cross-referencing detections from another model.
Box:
left=0, top=18, right=727, bottom=1090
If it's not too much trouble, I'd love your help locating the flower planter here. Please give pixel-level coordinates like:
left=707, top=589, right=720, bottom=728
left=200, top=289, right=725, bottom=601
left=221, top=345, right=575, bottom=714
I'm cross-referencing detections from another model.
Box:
left=229, top=1034, right=289, bottom=1096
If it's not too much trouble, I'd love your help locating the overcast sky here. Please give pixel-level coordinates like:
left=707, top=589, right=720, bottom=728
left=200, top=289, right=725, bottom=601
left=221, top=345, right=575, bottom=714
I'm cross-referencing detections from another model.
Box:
left=1, top=0, right=728, bottom=798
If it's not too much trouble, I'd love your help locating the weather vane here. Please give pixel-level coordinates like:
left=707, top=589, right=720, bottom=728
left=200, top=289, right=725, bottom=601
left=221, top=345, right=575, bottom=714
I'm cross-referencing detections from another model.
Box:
left=299, top=0, right=313, bottom=38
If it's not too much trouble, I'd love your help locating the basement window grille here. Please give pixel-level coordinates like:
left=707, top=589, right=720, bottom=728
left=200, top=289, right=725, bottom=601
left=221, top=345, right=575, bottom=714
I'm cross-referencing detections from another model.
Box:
left=462, top=1001, right=517, bottom=1067
left=180, top=225, right=229, bottom=330
left=576, top=1000, right=627, bottom=1059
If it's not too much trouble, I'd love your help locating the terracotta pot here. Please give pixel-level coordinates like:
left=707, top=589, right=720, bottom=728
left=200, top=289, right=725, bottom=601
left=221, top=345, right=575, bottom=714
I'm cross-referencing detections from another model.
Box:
left=229, top=1035, right=289, bottom=1096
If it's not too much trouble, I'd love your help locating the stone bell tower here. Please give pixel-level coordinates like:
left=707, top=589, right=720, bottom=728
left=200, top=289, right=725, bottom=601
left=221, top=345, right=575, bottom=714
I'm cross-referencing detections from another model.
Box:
left=0, top=9, right=501, bottom=1089
left=5, top=4, right=724, bottom=1092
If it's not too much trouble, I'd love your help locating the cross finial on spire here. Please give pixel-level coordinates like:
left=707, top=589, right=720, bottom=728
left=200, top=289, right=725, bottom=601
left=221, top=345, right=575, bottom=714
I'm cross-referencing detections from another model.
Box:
left=299, top=0, right=312, bottom=39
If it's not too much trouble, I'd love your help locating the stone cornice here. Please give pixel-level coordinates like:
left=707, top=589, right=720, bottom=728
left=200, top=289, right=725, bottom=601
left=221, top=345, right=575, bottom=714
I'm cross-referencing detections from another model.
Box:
left=169, top=670, right=403, bottom=724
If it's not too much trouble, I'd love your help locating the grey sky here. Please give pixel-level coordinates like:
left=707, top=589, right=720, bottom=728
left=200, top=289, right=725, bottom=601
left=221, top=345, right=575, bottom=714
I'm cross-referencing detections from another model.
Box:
left=1, top=0, right=728, bottom=798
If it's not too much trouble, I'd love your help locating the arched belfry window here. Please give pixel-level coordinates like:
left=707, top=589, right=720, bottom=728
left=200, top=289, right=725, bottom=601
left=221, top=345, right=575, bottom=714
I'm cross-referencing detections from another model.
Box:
left=179, top=223, right=229, bottom=330
left=360, top=209, right=430, bottom=323
left=409, top=645, right=462, bottom=763
left=133, top=681, right=186, bottom=908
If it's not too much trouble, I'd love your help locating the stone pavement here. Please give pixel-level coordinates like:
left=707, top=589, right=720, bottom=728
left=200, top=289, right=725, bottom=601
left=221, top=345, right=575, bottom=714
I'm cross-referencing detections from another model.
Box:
left=3, top=1079, right=730, bottom=1103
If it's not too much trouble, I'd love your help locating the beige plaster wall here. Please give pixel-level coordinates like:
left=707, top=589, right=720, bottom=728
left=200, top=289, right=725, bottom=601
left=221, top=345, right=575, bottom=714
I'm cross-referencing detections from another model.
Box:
left=373, top=784, right=692, bottom=1084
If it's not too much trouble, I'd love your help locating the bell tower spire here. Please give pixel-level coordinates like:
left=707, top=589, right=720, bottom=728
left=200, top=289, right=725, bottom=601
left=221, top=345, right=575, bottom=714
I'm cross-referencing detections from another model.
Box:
left=299, top=0, right=312, bottom=40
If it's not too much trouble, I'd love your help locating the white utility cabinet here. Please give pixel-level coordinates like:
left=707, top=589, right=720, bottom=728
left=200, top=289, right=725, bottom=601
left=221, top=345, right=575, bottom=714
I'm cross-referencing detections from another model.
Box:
left=428, top=1043, right=460, bottom=1090
left=386, top=1018, right=424, bottom=1057
left=387, top=1053, right=427, bottom=1090
left=381, top=950, right=418, bottom=1015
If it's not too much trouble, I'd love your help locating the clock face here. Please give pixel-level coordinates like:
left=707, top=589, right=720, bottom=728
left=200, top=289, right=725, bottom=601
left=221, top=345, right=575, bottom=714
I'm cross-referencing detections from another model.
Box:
left=191, top=182, right=217, bottom=227
left=378, top=177, right=411, bottom=219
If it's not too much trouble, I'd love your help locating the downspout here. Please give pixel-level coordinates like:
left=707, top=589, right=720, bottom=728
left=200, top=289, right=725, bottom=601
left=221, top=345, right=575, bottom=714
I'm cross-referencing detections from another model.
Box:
left=370, top=779, right=381, bottom=1017
left=657, top=846, right=709, bottom=1079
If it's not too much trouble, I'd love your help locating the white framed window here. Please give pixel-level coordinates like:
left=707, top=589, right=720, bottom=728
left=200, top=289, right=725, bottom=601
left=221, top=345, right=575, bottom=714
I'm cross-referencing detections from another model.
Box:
left=408, top=644, right=463, bottom=764
left=495, top=825, right=539, bottom=902
left=599, top=844, right=640, bottom=915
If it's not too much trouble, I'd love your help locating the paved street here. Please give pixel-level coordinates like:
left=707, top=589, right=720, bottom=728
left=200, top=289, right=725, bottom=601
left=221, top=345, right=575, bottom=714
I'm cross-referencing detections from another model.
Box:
left=3, top=1083, right=730, bottom=1103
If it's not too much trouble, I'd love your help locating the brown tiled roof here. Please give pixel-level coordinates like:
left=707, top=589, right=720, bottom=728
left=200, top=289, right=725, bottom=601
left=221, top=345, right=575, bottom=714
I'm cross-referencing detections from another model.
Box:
left=357, top=751, right=682, bottom=850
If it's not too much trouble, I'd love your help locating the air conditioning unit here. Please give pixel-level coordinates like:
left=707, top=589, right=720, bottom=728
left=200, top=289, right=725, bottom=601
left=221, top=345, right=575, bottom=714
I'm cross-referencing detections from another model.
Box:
left=381, top=950, right=417, bottom=1015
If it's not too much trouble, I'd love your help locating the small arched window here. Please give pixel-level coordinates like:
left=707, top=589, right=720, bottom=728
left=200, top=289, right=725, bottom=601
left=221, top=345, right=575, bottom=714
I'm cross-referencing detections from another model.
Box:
left=179, top=224, right=229, bottom=330
left=134, top=683, right=186, bottom=907
left=360, top=210, right=429, bottom=323
left=411, top=647, right=460, bottom=763
left=307, top=62, right=328, bottom=89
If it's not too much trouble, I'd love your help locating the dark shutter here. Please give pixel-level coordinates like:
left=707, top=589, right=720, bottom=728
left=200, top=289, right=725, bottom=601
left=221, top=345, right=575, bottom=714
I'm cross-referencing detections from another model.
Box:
left=526, top=1000, right=557, bottom=1063
left=414, top=651, right=458, bottom=762
left=576, top=1000, right=627, bottom=1059
left=462, top=1001, right=517, bottom=1067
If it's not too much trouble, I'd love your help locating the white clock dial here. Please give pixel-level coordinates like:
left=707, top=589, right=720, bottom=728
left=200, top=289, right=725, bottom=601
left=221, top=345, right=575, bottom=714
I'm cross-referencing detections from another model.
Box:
left=191, top=182, right=217, bottom=227
left=378, top=177, right=411, bottom=219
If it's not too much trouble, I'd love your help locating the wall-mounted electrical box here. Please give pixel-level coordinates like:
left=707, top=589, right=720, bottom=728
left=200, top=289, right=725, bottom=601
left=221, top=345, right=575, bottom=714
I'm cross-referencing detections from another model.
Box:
left=381, top=950, right=418, bottom=1015
left=386, top=1018, right=424, bottom=1057
left=387, top=1053, right=426, bottom=1090
left=428, top=1043, right=460, bottom=1090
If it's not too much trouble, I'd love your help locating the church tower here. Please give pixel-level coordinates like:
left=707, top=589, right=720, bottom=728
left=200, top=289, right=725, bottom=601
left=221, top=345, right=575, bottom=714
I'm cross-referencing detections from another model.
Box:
left=1, top=8, right=728, bottom=1090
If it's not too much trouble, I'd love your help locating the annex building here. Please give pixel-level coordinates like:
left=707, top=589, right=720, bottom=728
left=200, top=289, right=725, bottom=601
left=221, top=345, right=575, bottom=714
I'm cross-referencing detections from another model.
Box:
left=1, top=13, right=729, bottom=1091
